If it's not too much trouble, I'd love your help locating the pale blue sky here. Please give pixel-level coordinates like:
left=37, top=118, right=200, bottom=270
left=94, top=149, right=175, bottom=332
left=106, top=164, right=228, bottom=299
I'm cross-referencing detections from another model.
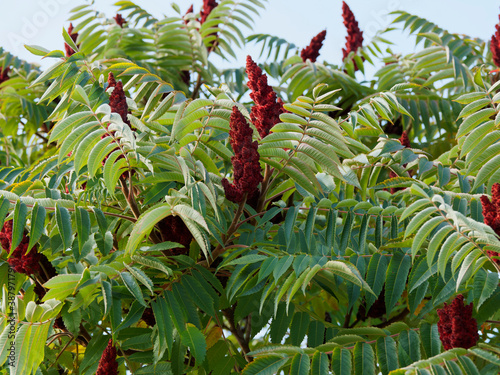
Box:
left=0, top=0, right=497, bottom=71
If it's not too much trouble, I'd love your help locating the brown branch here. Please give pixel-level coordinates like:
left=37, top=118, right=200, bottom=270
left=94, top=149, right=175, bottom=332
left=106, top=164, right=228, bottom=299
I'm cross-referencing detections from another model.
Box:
left=191, top=74, right=203, bottom=100
left=222, top=307, right=252, bottom=362
left=119, top=176, right=141, bottom=219
left=375, top=308, right=409, bottom=328
left=199, top=193, right=248, bottom=267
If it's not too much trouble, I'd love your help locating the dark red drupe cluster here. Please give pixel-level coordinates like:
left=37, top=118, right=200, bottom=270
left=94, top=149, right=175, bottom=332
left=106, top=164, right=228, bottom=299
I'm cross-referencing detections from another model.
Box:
left=399, top=130, right=411, bottom=148
left=246, top=56, right=285, bottom=139
left=114, top=14, right=126, bottom=28
left=96, top=339, right=118, bottom=375
left=184, top=4, right=194, bottom=24
left=491, top=13, right=500, bottom=67
left=64, top=23, right=79, bottom=57
left=107, top=71, right=117, bottom=89
left=200, top=0, right=218, bottom=24
left=437, top=294, right=479, bottom=350
left=342, top=2, right=364, bottom=70
left=481, top=183, right=500, bottom=264
left=0, top=220, right=41, bottom=275
left=157, top=215, right=193, bottom=256
left=102, top=73, right=134, bottom=179
left=0, top=67, right=10, bottom=84
left=222, top=107, right=263, bottom=203
left=108, top=73, right=130, bottom=126
left=301, top=30, right=326, bottom=63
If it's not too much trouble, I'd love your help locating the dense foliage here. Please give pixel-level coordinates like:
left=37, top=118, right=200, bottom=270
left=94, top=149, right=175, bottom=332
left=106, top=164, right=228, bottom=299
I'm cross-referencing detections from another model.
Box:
left=0, top=1, right=500, bottom=374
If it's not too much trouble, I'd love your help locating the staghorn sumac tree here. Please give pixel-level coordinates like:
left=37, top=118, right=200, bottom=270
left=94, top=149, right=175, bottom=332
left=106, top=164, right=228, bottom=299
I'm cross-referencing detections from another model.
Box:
left=0, top=1, right=499, bottom=374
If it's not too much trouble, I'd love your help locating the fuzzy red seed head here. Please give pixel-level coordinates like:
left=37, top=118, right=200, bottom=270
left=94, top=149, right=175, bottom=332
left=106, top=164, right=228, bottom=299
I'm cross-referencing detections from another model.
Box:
left=114, top=13, right=126, bottom=28
left=157, top=215, right=193, bottom=255
left=481, top=183, right=500, bottom=264
left=301, top=30, right=326, bottom=63
left=200, top=0, right=218, bottom=24
left=109, top=81, right=130, bottom=126
left=246, top=56, right=285, bottom=139
left=342, top=2, right=364, bottom=70
left=0, top=221, right=41, bottom=275
left=222, top=107, right=263, bottom=203
left=65, top=23, right=79, bottom=57
left=491, top=14, right=500, bottom=67
left=399, top=130, right=411, bottom=148
left=437, top=294, right=479, bottom=350
left=96, top=339, right=118, bottom=375
left=0, top=67, right=10, bottom=84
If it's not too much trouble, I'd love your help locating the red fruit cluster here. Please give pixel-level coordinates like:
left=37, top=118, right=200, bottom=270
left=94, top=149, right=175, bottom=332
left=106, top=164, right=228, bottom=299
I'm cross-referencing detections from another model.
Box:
left=0, top=67, right=10, bottom=84
left=399, top=130, right=411, bottom=148
left=157, top=215, right=193, bottom=255
left=114, top=14, right=126, bottom=28
left=0, top=221, right=41, bottom=275
left=108, top=72, right=117, bottom=89
left=246, top=56, right=286, bottom=139
left=222, top=107, right=263, bottom=203
left=96, top=339, right=118, bottom=375
left=491, top=14, right=500, bottom=67
left=65, top=23, right=79, bottom=57
left=184, top=4, right=194, bottom=25
left=437, top=294, right=479, bottom=350
left=342, top=2, right=364, bottom=70
left=301, top=30, right=327, bottom=63
left=200, top=0, right=218, bottom=24
left=480, top=183, right=500, bottom=264
left=389, top=131, right=411, bottom=193
left=108, top=73, right=131, bottom=126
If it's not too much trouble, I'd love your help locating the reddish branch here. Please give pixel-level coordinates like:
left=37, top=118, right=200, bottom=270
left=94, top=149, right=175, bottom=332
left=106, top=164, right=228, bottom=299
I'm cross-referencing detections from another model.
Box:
left=0, top=67, right=10, bottom=84
left=156, top=215, right=193, bottom=255
left=114, top=14, right=127, bottom=28
left=389, top=130, right=411, bottom=193
left=108, top=73, right=131, bottom=126
left=0, top=220, right=41, bottom=275
left=246, top=56, right=286, bottom=139
left=0, top=220, right=57, bottom=301
left=96, top=339, right=119, bottom=375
